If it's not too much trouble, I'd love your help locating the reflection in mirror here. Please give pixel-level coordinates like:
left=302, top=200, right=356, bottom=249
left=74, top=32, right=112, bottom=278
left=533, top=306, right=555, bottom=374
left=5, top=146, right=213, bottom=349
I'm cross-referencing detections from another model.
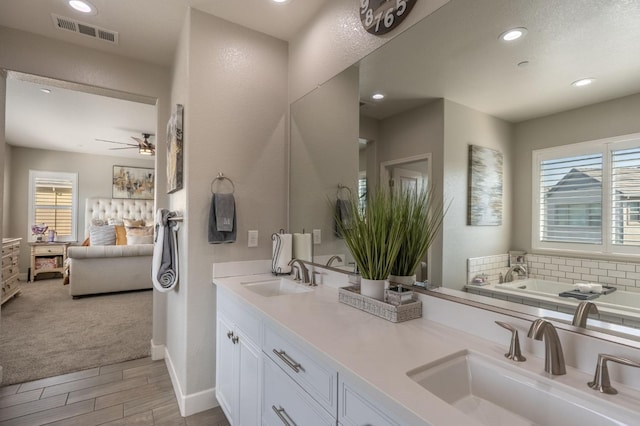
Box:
left=289, top=0, right=640, bottom=343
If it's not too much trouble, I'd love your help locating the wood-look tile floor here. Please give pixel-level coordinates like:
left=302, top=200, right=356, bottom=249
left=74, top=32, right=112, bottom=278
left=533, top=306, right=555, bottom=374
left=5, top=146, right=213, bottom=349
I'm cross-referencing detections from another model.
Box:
left=0, top=357, right=230, bottom=426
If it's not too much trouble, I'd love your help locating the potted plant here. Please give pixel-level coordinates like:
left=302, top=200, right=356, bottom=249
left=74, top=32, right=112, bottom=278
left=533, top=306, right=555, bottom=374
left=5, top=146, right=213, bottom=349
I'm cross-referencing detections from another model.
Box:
left=389, top=185, right=446, bottom=285
left=334, top=189, right=405, bottom=300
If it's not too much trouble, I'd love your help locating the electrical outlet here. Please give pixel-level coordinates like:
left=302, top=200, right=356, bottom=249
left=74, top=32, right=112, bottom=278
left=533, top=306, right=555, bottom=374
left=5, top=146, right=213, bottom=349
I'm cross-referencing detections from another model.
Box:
left=313, top=229, right=321, bottom=245
left=248, top=230, right=258, bottom=247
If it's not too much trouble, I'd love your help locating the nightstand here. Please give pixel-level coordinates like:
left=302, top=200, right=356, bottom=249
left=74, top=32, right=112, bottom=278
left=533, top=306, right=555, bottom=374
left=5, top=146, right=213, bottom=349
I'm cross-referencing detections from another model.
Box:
left=29, top=242, right=69, bottom=282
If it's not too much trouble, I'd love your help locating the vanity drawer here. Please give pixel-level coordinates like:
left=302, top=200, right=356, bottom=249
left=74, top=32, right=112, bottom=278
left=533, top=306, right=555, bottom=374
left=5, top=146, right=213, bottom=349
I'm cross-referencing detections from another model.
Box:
left=262, top=356, right=335, bottom=426
left=33, top=245, right=65, bottom=255
left=263, top=323, right=337, bottom=414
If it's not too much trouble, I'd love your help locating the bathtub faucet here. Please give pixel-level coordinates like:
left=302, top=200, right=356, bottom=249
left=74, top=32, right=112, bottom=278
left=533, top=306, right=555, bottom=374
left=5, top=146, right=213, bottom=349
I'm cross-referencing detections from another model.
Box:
left=505, top=264, right=528, bottom=282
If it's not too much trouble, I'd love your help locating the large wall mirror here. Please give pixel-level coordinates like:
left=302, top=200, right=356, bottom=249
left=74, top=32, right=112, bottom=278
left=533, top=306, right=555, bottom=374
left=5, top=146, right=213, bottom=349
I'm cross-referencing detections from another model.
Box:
left=290, top=0, right=640, bottom=343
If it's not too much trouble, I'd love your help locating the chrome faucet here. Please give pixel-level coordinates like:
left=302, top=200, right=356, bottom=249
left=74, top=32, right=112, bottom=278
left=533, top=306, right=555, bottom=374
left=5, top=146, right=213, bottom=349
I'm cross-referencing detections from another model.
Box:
left=572, top=301, right=599, bottom=328
left=288, top=259, right=310, bottom=284
left=504, top=264, right=528, bottom=282
left=527, top=319, right=566, bottom=375
left=326, top=255, right=343, bottom=267
left=588, top=354, right=640, bottom=394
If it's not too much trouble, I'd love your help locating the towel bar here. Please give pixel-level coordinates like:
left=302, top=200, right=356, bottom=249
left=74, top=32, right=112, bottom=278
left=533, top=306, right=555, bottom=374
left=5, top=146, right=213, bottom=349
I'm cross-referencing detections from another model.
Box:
left=211, top=172, right=235, bottom=194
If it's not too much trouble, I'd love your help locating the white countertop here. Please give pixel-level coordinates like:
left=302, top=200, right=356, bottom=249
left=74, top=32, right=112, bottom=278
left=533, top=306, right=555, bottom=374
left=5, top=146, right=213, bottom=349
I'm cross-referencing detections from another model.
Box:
left=213, top=273, right=640, bottom=425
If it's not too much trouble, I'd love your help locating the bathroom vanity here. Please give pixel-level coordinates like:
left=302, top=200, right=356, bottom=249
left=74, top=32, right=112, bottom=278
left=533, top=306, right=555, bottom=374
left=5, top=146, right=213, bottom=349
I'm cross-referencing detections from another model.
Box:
left=214, top=268, right=640, bottom=425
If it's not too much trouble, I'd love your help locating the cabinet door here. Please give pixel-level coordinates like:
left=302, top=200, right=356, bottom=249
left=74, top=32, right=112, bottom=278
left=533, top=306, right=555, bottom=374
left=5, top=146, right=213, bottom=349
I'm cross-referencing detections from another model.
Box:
left=262, top=357, right=335, bottom=426
left=236, top=331, right=261, bottom=426
left=216, top=314, right=236, bottom=423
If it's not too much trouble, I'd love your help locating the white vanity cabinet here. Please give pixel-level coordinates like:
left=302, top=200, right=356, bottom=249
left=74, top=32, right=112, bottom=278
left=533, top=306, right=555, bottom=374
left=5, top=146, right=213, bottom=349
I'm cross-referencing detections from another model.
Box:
left=262, top=355, right=335, bottom=425
left=339, top=378, right=402, bottom=426
left=216, top=290, right=262, bottom=426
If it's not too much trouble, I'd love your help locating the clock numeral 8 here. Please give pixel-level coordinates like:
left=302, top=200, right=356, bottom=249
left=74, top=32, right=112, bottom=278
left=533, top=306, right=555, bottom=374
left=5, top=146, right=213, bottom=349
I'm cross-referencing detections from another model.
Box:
left=365, top=8, right=374, bottom=27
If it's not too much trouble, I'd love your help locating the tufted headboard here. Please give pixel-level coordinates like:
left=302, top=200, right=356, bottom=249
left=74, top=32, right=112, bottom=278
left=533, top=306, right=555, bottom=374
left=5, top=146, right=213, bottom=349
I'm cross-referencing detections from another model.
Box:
left=85, top=198, right=155, bottom=238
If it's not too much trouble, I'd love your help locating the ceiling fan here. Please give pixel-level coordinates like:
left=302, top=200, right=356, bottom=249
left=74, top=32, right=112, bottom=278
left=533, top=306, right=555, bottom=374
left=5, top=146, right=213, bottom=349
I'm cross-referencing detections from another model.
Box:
left=96, top=133, right=155, bottom=156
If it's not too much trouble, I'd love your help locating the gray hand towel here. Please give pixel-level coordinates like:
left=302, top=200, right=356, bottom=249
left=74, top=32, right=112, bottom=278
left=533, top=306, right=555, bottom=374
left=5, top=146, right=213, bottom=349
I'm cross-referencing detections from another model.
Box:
left=215, top=193, right=235, bottom=232
left=209, top=194, right=237, bottom=244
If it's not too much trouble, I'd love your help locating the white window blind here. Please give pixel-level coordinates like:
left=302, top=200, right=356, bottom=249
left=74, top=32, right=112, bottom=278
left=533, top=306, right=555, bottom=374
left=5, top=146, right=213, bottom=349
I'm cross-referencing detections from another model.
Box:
left=533, top=133, right=640, bottom=256
left=611, top=147, right=640, bottom=247
left=539, top=153, right=603, bottom=244
left=29, top=171, right=78, bottom=242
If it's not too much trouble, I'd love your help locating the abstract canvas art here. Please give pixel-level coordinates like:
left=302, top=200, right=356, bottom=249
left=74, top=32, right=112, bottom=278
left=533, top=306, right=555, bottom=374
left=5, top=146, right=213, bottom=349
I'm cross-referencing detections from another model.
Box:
left=468, top=145, right=503, bottom=226
left=167, top=103, right=184, bottom=194
left=112, top=166, right=154, bottom=200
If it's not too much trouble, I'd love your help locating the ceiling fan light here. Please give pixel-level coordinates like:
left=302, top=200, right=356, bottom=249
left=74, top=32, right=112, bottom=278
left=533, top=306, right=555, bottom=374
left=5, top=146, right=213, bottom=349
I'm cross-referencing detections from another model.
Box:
left=139, top=147, right=154, bottom=156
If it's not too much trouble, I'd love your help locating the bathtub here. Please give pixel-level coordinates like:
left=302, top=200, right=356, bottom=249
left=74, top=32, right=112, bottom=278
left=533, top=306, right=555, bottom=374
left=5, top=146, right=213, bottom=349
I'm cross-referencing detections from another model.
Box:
left=465, top=279, right=640, bottom=329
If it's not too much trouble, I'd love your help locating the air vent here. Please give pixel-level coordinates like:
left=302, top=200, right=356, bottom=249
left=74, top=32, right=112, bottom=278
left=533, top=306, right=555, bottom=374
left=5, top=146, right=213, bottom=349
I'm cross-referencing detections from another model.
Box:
left=51, top=14, right=118, bottom=45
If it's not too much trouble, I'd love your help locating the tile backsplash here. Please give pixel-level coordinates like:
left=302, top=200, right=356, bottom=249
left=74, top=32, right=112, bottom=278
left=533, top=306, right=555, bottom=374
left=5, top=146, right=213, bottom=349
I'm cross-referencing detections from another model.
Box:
left=467, top=253, right=640, bottom=292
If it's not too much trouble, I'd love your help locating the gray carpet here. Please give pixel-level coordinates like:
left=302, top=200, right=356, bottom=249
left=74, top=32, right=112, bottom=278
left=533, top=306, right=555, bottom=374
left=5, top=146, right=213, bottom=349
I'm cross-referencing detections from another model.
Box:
left=0, top=279, right=152, bottom=385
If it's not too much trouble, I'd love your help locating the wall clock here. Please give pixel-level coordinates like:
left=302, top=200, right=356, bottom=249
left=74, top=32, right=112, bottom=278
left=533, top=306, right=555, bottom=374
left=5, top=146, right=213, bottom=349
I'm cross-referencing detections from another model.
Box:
left=360, top=0, right=417, bottom=35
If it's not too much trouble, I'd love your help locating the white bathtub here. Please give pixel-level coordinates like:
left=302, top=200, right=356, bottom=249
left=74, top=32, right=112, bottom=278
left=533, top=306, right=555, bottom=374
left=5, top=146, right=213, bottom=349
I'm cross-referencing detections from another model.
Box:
left=466, top=279, right=640, bottom=328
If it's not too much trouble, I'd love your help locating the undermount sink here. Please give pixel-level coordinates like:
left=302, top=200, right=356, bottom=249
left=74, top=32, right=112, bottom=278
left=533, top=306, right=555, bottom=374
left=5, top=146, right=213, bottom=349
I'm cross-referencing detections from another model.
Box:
left=407, top=350, right=638, bottom=426
left=240, top=277, right=313, bottom=297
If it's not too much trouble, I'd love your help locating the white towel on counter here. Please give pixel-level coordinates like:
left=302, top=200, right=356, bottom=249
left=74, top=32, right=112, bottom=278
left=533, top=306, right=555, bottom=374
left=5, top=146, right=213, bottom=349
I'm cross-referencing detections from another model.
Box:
left=293, top=233, right=312, bottom=262
left=272, top=233, right=292, bottom=274
left=574, top=283, right=603, bottom=294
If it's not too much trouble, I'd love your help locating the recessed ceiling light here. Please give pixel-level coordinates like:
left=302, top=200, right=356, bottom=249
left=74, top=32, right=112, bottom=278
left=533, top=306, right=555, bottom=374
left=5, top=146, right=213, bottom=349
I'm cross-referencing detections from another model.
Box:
left=68, top=0, right=97, bottom=14
left=272, top=0, right=290, bottom=3
left=499, top=27, right=527, bottom=42
left=372, top=93, right=385, bottom=100
left=572, top=78, right=596, bottom=87
left=40, top=88, right=52, bottom=94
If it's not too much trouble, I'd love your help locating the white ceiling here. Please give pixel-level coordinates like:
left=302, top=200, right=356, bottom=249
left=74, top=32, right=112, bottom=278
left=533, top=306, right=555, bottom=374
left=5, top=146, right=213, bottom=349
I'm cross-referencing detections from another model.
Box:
left=0, top=0, right=328, bottom=158
left=358, top=0, right=640, bottom=122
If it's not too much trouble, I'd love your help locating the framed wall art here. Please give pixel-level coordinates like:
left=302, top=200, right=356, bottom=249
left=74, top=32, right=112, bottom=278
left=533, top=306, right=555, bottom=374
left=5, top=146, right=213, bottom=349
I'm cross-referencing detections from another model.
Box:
left=112, top=165, right=155, bottom=200
left=167, top=103, right=184, bottom=194
left=468, top=145, right=503, bottom=226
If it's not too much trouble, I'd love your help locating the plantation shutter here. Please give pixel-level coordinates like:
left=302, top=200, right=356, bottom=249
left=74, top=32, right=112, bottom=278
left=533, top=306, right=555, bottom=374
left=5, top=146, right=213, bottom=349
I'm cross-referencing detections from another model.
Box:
left=34, top=177, right=74, bottom=237
left=539, top=153, right=603, bottom=244
left=611, top=147, right=640, bottom=247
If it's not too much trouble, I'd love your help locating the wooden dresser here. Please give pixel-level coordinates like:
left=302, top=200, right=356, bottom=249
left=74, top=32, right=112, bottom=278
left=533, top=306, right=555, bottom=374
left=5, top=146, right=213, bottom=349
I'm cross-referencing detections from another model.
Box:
left=2, top=238, right=22, bottom=305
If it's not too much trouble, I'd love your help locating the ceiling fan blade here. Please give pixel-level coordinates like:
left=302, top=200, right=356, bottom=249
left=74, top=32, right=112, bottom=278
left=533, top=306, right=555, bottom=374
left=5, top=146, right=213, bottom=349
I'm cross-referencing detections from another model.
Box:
left=96, top=138, right=138, bottom=147
left=109, top=147, right=138, bottom=150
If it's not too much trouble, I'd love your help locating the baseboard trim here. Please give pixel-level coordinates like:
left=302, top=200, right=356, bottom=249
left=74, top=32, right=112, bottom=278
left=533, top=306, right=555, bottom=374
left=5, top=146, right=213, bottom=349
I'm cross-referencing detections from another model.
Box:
left=164, top=348, right=218, bottom=417
left=150, top=340, right=165, bottom=360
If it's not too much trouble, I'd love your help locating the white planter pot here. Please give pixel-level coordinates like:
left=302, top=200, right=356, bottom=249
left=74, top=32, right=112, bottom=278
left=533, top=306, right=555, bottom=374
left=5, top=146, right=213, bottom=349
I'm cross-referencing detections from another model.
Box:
left=360, top=278, right=387, bottom=301
left=389, top=274, right=416, bottom=286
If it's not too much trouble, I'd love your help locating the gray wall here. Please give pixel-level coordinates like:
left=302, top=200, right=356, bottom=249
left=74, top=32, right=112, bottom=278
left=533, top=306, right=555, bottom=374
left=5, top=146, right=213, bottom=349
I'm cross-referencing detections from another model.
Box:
left=443, top=100, right=513, bottom=289
left=377, top=100, right=445, bottom=284
left=7, top=146, right=153, bottom=273
left=512, top=92, right=640, bottom=253
left=167, top=8, right=288, bottom=407
left=290, top=66, right=359, bottom=257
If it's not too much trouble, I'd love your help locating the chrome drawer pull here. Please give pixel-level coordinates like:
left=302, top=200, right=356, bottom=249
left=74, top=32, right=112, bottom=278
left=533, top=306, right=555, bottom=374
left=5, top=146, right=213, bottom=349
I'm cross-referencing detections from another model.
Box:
left=272, top=405, right=297, bottom=426
left=226, top=331, right=234, bottom=339
left=231, top=336, right=239, bottom=344
left=272, top=349, right=303, bottom=373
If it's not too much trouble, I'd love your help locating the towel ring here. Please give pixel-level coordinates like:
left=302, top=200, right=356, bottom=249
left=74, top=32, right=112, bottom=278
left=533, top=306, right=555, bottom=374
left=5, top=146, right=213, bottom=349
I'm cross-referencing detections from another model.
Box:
left=337, top=184, right=352, bottom=200
left=211, top=172, right=235, bottom=194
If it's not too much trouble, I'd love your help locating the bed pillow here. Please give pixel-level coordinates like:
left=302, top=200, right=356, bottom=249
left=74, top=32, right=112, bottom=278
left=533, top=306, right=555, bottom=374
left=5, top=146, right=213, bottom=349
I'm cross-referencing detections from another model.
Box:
left=115, top=225, right=127, bottom=245
left=108, top=218, right=124, bottom=226
left=89, top=225, right=116, bottom=246
left=126, top=225, right=153, bottom=245
left=123, top=218, right=145, bottom=228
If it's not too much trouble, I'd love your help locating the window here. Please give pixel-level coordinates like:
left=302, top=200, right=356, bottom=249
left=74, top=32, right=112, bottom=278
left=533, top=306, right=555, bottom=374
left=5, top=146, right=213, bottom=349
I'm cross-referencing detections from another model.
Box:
left=28, top=171, right=78, bottom=242
left=533, top=133, right=640, bottom=256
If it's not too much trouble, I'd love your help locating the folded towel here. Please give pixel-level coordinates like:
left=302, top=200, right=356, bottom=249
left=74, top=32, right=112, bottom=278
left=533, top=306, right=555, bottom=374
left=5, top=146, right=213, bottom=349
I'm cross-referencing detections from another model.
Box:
left=215, top=193, right=235, bottom=232
left=335, top=199, right=353, bottom=238
left=573, top=283, right=603, bottom=294
left=152, top=209, right=179, bottom=292
left=208, top=194, right=237, bottom=244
